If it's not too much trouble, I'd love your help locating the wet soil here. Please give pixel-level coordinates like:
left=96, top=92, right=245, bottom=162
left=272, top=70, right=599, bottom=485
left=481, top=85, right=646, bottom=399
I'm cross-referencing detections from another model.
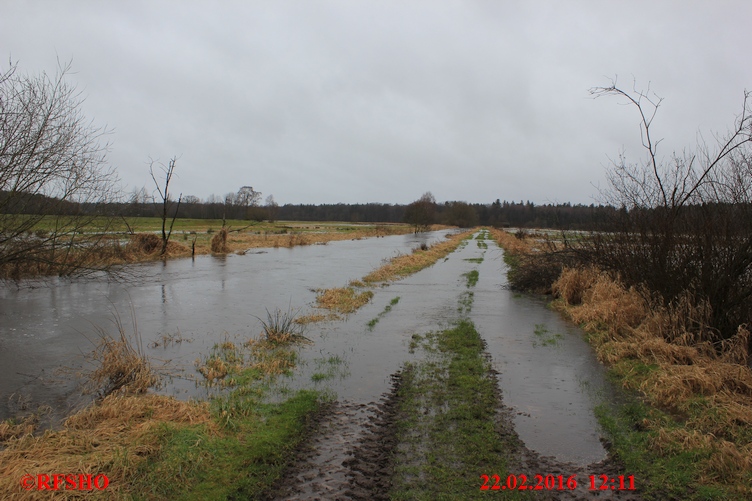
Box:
left=271, top=369, right=643, bottom=501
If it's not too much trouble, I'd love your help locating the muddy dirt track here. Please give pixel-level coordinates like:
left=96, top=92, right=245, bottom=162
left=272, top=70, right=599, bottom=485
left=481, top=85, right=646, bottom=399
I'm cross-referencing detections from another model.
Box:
left=270, top=369, right=643, bottom=501
left=267, top=233, right=645, bottom=500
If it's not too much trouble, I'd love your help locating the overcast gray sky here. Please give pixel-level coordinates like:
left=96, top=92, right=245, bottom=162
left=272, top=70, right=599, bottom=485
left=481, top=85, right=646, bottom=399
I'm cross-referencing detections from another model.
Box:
left=2, top=1, right=751, bottom=205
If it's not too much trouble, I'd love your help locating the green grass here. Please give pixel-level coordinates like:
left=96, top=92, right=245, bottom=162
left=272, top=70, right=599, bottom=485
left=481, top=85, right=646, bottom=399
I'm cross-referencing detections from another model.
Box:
left=458, top=291, right=474, bottom=315
left=367, top=296, right=401, bottom=331
left=130, top=390, right=324, bottom=500
left=463, top=269, right=479, bottom=287
left=26, top=215, right=408, bottom=234
left=532, top=323, right=563, bottom=347
left=130, top=316, right=329, bottom=499
left=310, top=355, right=349, bottom=382
left=390, top=320, right=530, bottom=500
left=594, top=400, right=734, bottom=500
left=464, top=257, right=484, bottom=263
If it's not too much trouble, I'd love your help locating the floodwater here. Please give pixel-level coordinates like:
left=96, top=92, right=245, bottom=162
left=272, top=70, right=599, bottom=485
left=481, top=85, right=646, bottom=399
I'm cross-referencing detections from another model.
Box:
left=1, top=229, right=615, bottom=464
left=0, top=231, right=447, bottom=422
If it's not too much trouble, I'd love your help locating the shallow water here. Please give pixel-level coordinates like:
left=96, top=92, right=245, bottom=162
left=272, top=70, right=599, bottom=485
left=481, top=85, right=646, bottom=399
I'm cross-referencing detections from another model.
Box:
left=1, top=230, right=614, bottom=464
left=0, top=231, right=448, bottom=422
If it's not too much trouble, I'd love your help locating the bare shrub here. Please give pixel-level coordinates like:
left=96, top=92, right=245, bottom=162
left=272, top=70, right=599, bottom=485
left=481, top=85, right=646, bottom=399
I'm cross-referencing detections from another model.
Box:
left=0, top=60, right=120, bottom=279
left=582, top=81, right=752, bottom=350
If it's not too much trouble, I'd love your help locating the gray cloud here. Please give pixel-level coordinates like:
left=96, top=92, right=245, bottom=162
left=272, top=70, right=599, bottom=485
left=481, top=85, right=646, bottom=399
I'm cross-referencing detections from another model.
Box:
left=2, top=0, right=751, bottom=205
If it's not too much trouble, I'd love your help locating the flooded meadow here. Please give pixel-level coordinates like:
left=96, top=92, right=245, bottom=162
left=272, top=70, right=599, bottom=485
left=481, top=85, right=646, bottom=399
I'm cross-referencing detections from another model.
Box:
left=1, top=229, right=633, bottom=499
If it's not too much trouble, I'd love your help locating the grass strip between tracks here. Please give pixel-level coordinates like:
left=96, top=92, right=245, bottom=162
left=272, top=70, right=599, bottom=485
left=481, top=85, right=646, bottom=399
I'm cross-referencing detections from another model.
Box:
left=391, top=319, right=531, bottom=500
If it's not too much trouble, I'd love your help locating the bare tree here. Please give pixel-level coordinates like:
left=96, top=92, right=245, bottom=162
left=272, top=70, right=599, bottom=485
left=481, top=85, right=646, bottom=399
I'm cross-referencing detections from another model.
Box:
left=265, top=194, right=279, bottom=222
left=404, top=192, right=436, bottom=233
left=149, top=157, right=182, bottom=256
left=0, top=59, right=118, bottom=279
left=584, top=79, right=752, bottom=344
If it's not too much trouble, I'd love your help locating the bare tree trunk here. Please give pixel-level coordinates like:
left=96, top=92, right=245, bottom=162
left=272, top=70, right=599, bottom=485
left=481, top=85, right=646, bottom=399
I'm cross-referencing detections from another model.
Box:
left=149, top=157, right=182, bottom=256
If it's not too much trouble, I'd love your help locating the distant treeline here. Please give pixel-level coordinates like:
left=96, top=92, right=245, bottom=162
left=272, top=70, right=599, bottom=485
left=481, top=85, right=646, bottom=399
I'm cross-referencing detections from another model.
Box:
left=3, top=190, right=617, bottom=230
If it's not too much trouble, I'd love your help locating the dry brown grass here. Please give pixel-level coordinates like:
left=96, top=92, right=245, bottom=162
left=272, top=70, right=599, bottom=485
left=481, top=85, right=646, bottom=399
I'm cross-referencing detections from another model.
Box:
left=0, top=414, right=40, bottom=443
left=362, top=229, right=473, bottom=284
left=314, top=287, right=374, bottom=315
left=78, top=319, right=159, bottom=398
left=295, top=312, right=339, bottom=324
left=0, top=394, right=212, bottom=499
left=551, top=266, right=752, bottom=491
left=210, top=227, right=230, bottom=253
left=487, top=227, right=536, bottom=255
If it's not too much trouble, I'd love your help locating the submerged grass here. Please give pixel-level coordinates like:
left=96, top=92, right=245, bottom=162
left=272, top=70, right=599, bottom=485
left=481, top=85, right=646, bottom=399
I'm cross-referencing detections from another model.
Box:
left=464, top=269, right=479, bottom=288
left=391, top=320, right=529, bottom=500
left=367, top=296, right=401, bottom=331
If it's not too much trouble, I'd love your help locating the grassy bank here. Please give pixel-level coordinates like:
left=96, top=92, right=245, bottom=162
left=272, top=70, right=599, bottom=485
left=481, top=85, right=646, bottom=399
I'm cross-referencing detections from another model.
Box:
left=491, top=228, right=752, bottom=499
left=392, top=319, right=528, bottom=500
left=0, top=311, right=325, bottom=499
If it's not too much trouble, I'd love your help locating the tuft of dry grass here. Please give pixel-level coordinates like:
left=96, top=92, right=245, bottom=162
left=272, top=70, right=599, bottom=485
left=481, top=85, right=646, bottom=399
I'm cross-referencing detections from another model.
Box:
left=0, top=394, right=212, bottom=498
left=314, top=287, right=374, bottom=315
left=0, top=413, right=41, bottom=443
left=210, top=227, right=230, bottom=253
left=79, top=317, right=159, bottom=398
left=257, top=308, right=309, bottom=344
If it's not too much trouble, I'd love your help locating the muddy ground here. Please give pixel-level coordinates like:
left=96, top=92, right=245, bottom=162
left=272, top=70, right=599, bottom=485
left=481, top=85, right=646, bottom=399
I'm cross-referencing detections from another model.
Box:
left=268, top=370, right=644, bottom=501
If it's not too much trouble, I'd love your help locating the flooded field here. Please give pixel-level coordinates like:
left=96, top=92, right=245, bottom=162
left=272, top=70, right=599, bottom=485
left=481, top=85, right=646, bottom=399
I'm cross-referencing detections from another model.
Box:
left=1, top=229, right=622, bottom=487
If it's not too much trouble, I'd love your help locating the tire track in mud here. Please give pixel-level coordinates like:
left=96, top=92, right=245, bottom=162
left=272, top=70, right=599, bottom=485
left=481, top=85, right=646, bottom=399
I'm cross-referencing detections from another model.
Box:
left=268, top=373, right=402, bottom=501
left=271, top=370, right=643, bottom=501
left=271, top=234, right=643, bottom=500
left=271, top=373, right=622, bottom=497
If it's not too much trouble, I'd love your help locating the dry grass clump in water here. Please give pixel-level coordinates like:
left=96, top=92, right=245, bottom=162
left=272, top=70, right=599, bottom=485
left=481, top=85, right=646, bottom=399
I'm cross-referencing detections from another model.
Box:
left=81, top=320, right=159, bottom=398
left=295, top=312, right=339, bottom=324
left=126, top=233, right=189, bottom=259
left=552, top=266, right=752, bottom=491
left=314, top=287, right=374, bottom=315
left=211, top=227, right=230, bottom=253
left=197, top=310, right=309, bottom=386
left=197, top=341, right=244, bottom=383
left=257, top=307, right=309, bottom=344
left=0, top=394, right=212, bottom=498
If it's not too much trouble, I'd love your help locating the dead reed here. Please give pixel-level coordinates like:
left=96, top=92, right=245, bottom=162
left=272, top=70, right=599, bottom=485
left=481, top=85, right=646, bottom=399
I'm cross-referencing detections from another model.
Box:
left=0, top=393, right=212, bottom=498
left=551, top=266, right=752, bottom=492
left=210, top=227, right=230, bottom=253
left=314, top=287, right=374, bottom=315
left=79, top=315, right=159, bottom=398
